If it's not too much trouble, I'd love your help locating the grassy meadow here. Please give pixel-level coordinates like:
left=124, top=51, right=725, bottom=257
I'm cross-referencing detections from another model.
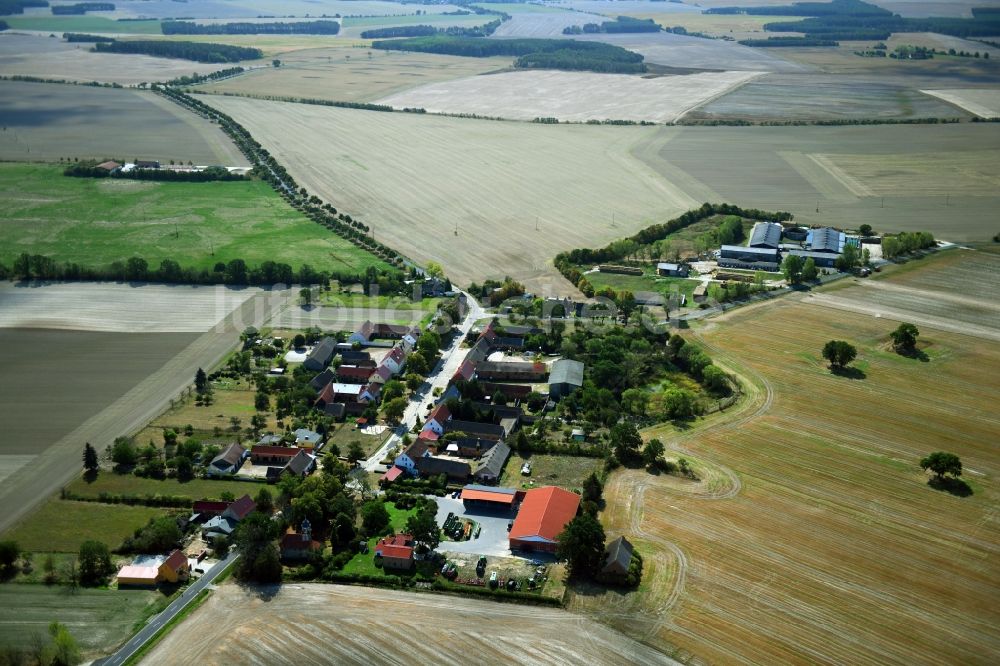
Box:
left=3, top=500, right=168, bottom=553
left=0, top=163, right=389, bottom=275
left=65, top=474, right=263, bottom=502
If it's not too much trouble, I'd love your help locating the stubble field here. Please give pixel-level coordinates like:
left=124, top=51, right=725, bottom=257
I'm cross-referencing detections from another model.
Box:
left=377, top=69, right=763, bottom=123
left=0, top=80, right=248, bottom=164
left=921, top=89, right=1000, bottom=117
left=585, top=253, right=1000, bottom=664
left=139, top=583, right=677, bottom=665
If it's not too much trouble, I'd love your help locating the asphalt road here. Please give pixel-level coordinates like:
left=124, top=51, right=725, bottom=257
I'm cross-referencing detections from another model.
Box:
left=0, top=287, right=294, bottom=535
left=361, top=292, right=485, bottom=473
left=95, top=550, right=240, bottom=666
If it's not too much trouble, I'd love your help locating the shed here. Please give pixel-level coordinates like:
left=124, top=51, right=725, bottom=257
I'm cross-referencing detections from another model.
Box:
left=656, top=262, right=689, bottom=277
left=461, top=484, right=518, bottom=509
left=116, top=565, right=159, bottom=587
left=601, top=536, right=635, bottom=577
left=304, top=337, right=337, bottom=371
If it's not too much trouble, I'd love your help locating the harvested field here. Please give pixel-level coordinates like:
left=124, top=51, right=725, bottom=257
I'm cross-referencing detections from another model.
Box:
left=0, top=283, right=256, bottom=333
left=491, top=12, right=603, bottom=38
left=585, top=257, right=1000, bottom=663
left=377, top=69, right=763, bottom=123
left=0, top=163, right=387, bottom=275
left=139, top=583, right=676, bottom=665
left=0, top=80, right=246, bottom=165
left=204, top=95, right=699, bottom=291
left=0, top=584, right=161, bottom=661
left=202, top=48, right=514, bottom=103
left=921, top=88, right=1000, bottom=118
left=0, top=33, right=227, bottom=85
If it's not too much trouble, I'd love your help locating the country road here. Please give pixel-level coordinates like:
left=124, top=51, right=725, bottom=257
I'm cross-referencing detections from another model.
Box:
left=0, top=286, right=294, bottom=535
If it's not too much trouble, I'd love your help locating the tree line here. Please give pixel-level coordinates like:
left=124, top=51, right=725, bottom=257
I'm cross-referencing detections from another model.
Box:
left=563, top=16, right=661, bottom=35
left=162, top=20, right=341, bottom=35
left=63, top=31, right=115, bottom=42
left=739, top=37, right=839, bottom=47
left=166, top=66, right=244, bottom=86
left=371, top=35, right=646, bottom=74
left=64, top=161, right=248, bottom=182
left=0, top=0, right=47, bottom=16
left=360, top=15, right=506, bottom=39
left=94, top=40, right=262, bottom=63
left=52, top=2, right=113, bottom=14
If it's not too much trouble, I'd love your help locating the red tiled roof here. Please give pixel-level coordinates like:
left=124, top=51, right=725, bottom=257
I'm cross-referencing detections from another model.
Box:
left=428, top=403, right=450, bottom=424
left=509, top=486, right=580, bottom=543
left=315, top=382, right=334, bottom=405
left=382, top=466, right=403, bottom=482
left=338, top=365, right=374, bottom=380
left=251, top=445, right=298, bottom=458
left=387, top=346, right=406, bottom=362
left=281, top=531, right=321, bottom=552
left=418, top=430, right=439, bottom=442
left=226, top=494, right=256, bottom=520
left=161, top=549, right=187, bottom=572
left=462, top=488, right=515, bottom=504
left=376, top=534, right=414, bottom=559
left=192, top=500, right=229, bottom=514
left=452, top=358, right=476, bottom=382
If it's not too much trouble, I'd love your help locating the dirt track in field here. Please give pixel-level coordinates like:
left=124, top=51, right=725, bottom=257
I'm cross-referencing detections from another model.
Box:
left=140, top=583, right=678, bottom=666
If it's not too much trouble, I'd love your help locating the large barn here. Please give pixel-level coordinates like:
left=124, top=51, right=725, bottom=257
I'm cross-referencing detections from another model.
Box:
left=508, top=486, right=581, bottom=553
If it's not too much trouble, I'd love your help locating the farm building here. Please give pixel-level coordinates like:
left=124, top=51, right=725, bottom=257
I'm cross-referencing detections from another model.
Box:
left=656, top=262, right=689, bottom=277
left=508, top=486, right=581, bottom=553
left=549, top=359, right=584, bottom=401
left=309, top=368, right=334, bottom=392
left=475, top=361, right=547, bottom=382
left=452, top=358, right=477, bottom=383
left=192, top=500, right=229, bottom=518
left=481, top=382, right=532, bottom=400
left=96, top=160, right=121, bottom=172
left=336, top=365, right=374, bottom=382
left=693, top=283, right=708, bottom=303
left=206, top=443, right=247, bottom=477
left=380, top=466, right=404, bottom=485
left=250, top=445, right=299, bottom=465
left=720, top=245, right=779, bottom=264
left=461, top=484, right=519, bottom=510
left=806, top=227, right=846, bottom=253
left=415, top=455, right=471, bottom=484
left=474, top=441, right=511, bottom=484
left=786, top=249, right=839, bottom=268
left=339, top=349, right=371, bottom=364
left=304, top=337, right=337, bottom=371
left=749, top=222, right=783, bottom=248
left=444, top=419, right=507, bottom=441
left=601, top=536, right=636, bottom=579
left=223, top=495, right=256, bottom=521
left=158, top=550, right=190, bottom=584
left=375, top=534, right=415, bottom=570
left=116, top=565, right=159, bottom=587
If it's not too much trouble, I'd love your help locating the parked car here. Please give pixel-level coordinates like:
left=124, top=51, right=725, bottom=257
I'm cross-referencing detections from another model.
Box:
left=506, top=520, right=513, bottom=532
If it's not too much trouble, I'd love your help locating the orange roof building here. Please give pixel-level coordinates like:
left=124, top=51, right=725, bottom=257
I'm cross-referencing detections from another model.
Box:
left=508, top=486, right=581, bottom=553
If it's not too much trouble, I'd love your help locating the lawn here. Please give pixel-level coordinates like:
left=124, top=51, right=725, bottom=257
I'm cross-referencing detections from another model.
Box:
left=326, top=423, right=392, bottom=459
left=0, top=163, right=389, bottom=276
left=500, top=453, right=602, bottom=493
left=6, top=16, right=163, bottom=34
left=2, top=500, right=169, bottom=553
left=150, top=385, right=268, bottom=437
left=340, top=501, right=418, bottom=576
left=0, top=584, right=163, bottom=660
left=319, top=291, right=442, bottom=312
left=65, top=474, right=263, bottom=502
left=585, top=271, right=701, bottom=303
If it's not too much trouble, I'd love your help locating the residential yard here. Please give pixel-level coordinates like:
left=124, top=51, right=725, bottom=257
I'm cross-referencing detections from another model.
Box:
left=2, top=500, right=170, bottom=553
left=500, top=454, right=603, bottom=493
left=326, top=423, right=391, bottom=459
left=340, top=502, right=418, bottom=577
left=0, top=584, right=163, bottom=661
left=151, top=384, right=271, bottom=439
left=65, top=474, right=263, bottom=502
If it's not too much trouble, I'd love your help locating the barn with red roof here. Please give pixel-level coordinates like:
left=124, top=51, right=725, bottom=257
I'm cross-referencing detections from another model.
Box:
left=508, top=486, right=581, bottom=553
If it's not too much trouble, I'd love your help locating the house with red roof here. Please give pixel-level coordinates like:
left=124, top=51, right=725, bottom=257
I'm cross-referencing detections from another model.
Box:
left=508, top=486, right=581, bottom=553
left=223, top=494, right=256, bottom=521
left=380, top=465, right=404, bottom=486
left=451, top=357, right=477, bottom=384
left=375, top=534, right=414, bottom=570
left=369, top=365, right=394, bottom=385
left=382, top=345, right=407, bottom=375
left=192, top=500, right=229, bottom=517
left=280, top=519, right=322, bottom=562
left=158, top=549, right=190, bottom=583
left=250, top=445, right=299, bottom=465
left=422, top=403, right=451, bottom=436
left=337, top=364, right=375, bottom=383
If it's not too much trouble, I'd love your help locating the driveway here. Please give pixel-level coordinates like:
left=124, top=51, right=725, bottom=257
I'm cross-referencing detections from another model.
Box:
left=432, top=496, right=514, bottom=557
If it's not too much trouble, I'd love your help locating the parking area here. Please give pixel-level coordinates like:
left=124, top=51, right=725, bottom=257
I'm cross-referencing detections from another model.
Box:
left=432, top=496, right=514, bottom=557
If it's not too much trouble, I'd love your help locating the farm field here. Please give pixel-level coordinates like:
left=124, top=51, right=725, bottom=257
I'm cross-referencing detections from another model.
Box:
left=501, top=453, right=603, bottom=492
left=584, top=258, right=1000, bottom=663
left=204, top=95, right=699, bottom=292
left=0, top=584, right=162, bottom=661
left=2, top=499, right=169, bottom=552
left=339, top=13, right=490, bottom=39
left=0, top=33, right=228, bottom=85
left=920, top=88, right=1000, bottom=117
left=4, top=16, right=162, bottom=34
left=0, top=163, right=388, bottom=275
left=139, top=583, right=675, bottom=665
left=377, top=69, right=763, bottom=123
left=202, top=49, right=514, bottom=103
left=490, top=12, right=602, bottom=38
left=0, top=81, right=247, bottom=164
left=65, top=474, right=264, bottom=502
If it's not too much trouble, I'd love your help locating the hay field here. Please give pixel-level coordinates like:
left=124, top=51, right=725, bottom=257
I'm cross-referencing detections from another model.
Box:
left=0, top=81, right=247, bottom=164
left=587, top=261, right=1000, bottom=663
left=921, top=89, right=1000, bottom=118
left=204, top=95, right=698, bottom=291
left=140, top=583, right=677, bottom=665
left=634, top=123, right=1000, bottom=241
left=1, top=163, right=387, bottom=275
left=203, top=49, right=513, bottom=103
left=377, top=69, right=763, bottom=123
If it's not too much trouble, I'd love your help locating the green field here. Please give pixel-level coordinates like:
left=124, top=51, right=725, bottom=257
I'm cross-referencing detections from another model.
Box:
left=65, top=474, right=264, bottom=502
left=0, top=163, right=389, bottom=275
left=6, top=16, right=162, bottom=34
left=586, top=271, right=701, bottom=303
left=0, top=584, right=162, bottom=659
left=2, top=500, right=168, bottom=553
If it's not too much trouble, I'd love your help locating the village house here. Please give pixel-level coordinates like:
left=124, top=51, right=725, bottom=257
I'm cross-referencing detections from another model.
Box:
left=294, top=428, right=323, bottom=449
left=394, top=440, right=431, bottom=474
left=423, top=403, right=451, bottom=436
left=382, top=345, right=407, bottom=375
left=375, top=534, right=415, bottom=570
left=157, top=549, right=190, bottom=584
left=206, top=443, right=248, bottom=477
left=304, top=337, right=337, bottom=371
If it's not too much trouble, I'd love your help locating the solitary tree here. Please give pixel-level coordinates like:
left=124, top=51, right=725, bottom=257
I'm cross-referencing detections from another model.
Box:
left=299, top=287, right=313, bottom=306
left=83, top=442, right=99, bottom=475
left=404, top=501, right=440, bottom=550
left=920, top=451, right=962, bottom=482
left=77, top=540, right=113, bottom=586
left=609, top=422, right=642, bottom=464
left=347, top=441, right=366, bottom=464
left=801, top=257, right=819, bottom=282
left=556, top=513, right=606, bottom=578
left=782, top=253, right=804, bottom=285
left=822, top=340, right=857, bottom=370
left=361, top=499, right=390, bottom=535
left=194, top=367, right=208, bottom=394
left=642, top=438, right=665, bottom=468
left=889, top=323, right=919, bottom=354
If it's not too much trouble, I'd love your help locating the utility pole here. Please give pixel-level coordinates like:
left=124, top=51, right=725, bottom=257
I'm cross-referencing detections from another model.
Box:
left=535, top=216, right=539, bottom=231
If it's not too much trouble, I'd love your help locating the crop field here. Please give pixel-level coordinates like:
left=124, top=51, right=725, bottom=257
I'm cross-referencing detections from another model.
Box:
left=377, top=69, right=763, bottom=123
left=204, top=95, right=699, bottom=292
left=3, top=499, right=169, bottom=552
left=0, top=584, right=161, bottom=660
left=921, top=89, right=1000, bottom=117
left=140, top=583, right=674, bottom=665
left=202, top=49, right=514, bottom=103
left=0, top=163, right=387, bottom=275
left=5, top=15, right=162, bottom=34
left=584, top=256, right=1000, bottom=663
left=0, top=81, right=247, bottom=164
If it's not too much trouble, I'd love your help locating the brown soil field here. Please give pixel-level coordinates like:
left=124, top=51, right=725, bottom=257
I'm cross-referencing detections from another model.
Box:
left=203, top=48, right=514, bottom=103
left=0, top=80, right=248, bottom=165
left=0, top=33, right=226, bottom=85
left=202, top=95, right=698, bottom=293
left=582, top=257, right=1000, bottom=664
left=140, top=583, right=678, bottom=665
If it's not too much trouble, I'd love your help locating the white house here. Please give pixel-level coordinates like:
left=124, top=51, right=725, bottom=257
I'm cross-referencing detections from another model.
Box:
left=423, top=403, right=451, bottom=436
left=393, top=440, right=431, bottom=474
left=382, top=345, right=406, bottom=375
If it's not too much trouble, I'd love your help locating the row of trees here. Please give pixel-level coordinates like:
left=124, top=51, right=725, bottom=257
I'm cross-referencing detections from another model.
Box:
left=94, top=40, right=262, bottom=64
left=162, top=20, right=340, bottom=35
left=64, top=162, right=248, bottom=182
left=360, top=14, right=506, bottom=39
left=564, top=16, right=661, bottom=35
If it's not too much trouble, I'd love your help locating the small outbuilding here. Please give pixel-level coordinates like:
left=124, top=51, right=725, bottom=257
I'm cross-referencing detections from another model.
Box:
left=116, top=565, right=159, bottom=587
left=656, top=262, right=689, bottom=277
